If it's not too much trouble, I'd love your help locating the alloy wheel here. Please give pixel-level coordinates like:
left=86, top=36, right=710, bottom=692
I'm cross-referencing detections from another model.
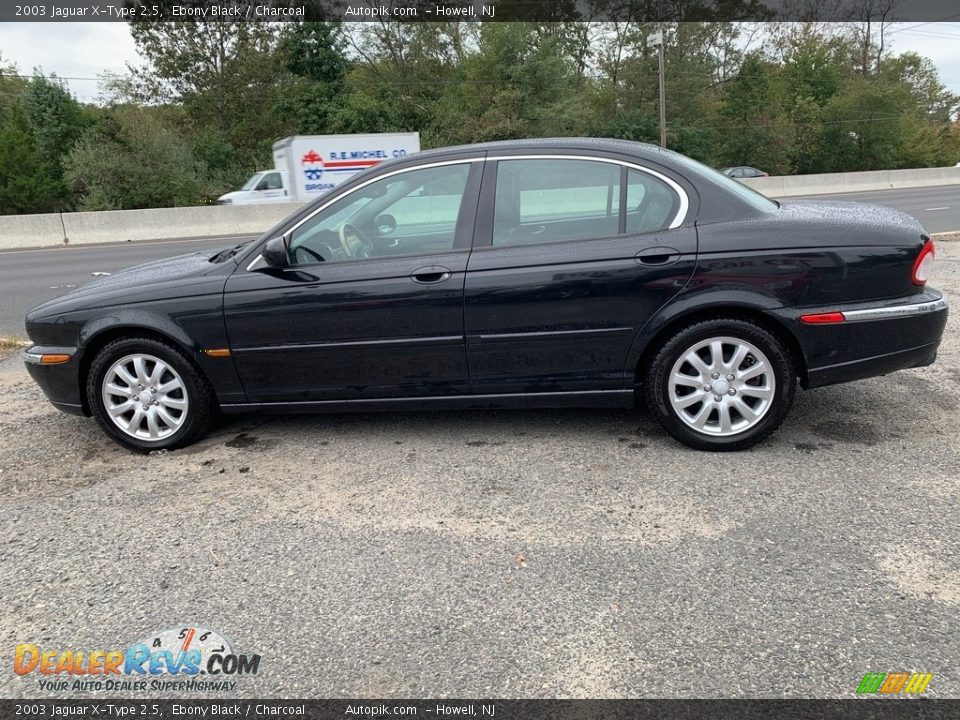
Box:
left=667, top=336, right=776, bottom=437
left=100, top=353, right=190, bottom=441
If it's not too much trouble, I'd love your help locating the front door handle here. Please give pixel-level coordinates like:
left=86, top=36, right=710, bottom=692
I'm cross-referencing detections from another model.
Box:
left=411, top=266, right=453, bottom=284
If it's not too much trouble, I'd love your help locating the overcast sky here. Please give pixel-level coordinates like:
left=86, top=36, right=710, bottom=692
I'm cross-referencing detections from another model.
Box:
left=1, top=22, right=959, bottom=103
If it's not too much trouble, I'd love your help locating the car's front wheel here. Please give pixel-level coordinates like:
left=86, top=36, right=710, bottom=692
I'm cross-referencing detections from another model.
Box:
left=644, top=318, right=796, bottom=451
left=87, top=337, right=215, bottom=452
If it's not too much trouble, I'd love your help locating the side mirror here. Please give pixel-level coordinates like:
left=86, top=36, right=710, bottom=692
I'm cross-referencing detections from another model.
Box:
left=259, top=236, right=288, bottom=269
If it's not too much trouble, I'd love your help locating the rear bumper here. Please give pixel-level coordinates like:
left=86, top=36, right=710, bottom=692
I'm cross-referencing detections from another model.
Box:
left=795, top=290, right=948, bottom=389
left=24, top=345, right=87, bottom=416
left=805, top=341, right=940, bottom=389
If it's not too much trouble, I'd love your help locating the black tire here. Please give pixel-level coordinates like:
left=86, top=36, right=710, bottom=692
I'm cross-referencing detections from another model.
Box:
left=643, top=318, right=796, bottom=451
left=86, top=336, right=216, bottom=453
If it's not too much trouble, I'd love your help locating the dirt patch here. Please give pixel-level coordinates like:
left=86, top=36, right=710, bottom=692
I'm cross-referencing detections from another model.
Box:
left=813, top=420, right=882, bottom=446
left=0, top=337, right=28, bottom=361
left=879, top=542, right=960, bottom=605
left=225, top=432, right=280, bottom=452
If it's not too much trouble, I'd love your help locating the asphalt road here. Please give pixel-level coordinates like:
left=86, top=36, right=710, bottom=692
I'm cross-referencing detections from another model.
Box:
left=0, top=184, right=956, bottom=338
left=1, top=242, right=958, bottom=699
left=0, top=235, right=254, bottom=339
left=782, top=185, right=960, bottom=234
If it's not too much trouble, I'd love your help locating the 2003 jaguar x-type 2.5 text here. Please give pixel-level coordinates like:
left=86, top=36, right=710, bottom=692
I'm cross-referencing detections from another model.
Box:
left=24, top=139, right=948, bottom=452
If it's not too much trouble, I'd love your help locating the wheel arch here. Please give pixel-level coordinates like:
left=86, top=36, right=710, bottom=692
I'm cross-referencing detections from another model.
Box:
left=77, top=324, right=202, bottom=415
left=631, top=303, right=808, bottom=389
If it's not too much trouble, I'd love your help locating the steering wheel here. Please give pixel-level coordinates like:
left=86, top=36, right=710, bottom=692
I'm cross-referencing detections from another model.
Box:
left=338, top=222, right=375, bottom=260
left=292, top=245, right=326, bottom=265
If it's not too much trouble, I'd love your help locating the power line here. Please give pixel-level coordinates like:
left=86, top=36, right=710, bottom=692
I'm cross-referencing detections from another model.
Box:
left=892, top=28, right=960, bottom=40
left=886, top=16, right=960, bottom=34
left=0, top=73, right=105, bottom=82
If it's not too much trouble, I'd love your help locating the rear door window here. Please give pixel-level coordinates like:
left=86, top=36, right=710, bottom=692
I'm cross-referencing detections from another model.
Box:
left=625, top=170, right=681, bottom=235
left=493, top=159, right=620, bottom=246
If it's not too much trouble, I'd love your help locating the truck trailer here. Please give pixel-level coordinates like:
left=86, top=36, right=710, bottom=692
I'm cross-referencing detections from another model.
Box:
left=216, top=132, right=421, bottom=205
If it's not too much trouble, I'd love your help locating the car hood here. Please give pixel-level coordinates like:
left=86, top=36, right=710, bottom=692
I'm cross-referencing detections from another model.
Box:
left=217, top=190, right=252, bottom=203
left=26, top=247, right=233, bottom=320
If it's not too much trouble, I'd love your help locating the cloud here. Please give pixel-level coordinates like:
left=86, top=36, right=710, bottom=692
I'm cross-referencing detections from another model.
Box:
left=888, top=26, right=960, bottom=92
left=0, top=22, right=138, bottom=102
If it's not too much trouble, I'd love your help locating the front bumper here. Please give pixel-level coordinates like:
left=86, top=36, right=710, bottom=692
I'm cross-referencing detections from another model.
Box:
left=24, top=345, right=86, bottom=416
left=795, top=290, right=949, bottom=389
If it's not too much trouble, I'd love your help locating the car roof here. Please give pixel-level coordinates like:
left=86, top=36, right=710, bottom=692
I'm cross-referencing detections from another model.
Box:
left=407, top=137, right=672, bottom=163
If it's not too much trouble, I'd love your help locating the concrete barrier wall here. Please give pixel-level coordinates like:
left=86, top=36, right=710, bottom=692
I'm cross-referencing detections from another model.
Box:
left=741, top=166, right=960, bottom=197
left=60, top=202, right=305, bottom=246
left=0, top=213, right=67, bottom=250
left=0, top=202, right=306, bottom=250
left=1, top=166, right=958, bottom=250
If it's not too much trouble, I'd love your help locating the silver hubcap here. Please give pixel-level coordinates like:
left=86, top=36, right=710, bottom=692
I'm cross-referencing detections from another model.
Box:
left=667, top=336, right=776, bottom=437
left=101, top=353, right=189, bottom=441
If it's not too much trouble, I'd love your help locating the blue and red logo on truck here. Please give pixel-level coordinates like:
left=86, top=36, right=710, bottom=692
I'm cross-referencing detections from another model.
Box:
left=301, top=149, right=383, bottom=182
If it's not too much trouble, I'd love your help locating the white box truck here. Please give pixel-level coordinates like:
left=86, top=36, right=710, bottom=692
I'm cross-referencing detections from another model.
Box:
left=216, top=132, right=421, bottom=205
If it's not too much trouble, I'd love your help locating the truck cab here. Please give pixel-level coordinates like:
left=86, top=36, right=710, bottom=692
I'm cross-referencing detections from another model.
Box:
left=216, top=170, right=289, bottom=205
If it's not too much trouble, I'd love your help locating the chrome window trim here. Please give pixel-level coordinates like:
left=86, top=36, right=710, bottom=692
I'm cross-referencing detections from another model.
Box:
left=488, top=154, right=689, bottom=231
left=247, top=158, right=481, bottom=271
left=246, top=153, right=690, bottom=272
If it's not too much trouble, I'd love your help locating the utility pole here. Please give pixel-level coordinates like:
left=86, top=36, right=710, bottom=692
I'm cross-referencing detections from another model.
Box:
left=658, top=30, right=666, bottom=148
left=649, top=27, right=667, bottom=148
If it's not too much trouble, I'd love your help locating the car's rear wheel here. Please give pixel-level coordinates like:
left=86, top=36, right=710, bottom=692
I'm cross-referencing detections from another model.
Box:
left=644, top=318, right=795, bottom=451
left=87, top=337, right=215, bottom=453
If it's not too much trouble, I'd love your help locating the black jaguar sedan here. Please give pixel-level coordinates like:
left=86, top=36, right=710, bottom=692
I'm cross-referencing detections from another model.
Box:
left=24, top=138, right=947, bottom=452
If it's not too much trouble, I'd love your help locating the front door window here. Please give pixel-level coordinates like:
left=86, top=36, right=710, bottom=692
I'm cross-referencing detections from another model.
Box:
left=288, top=163, right=472, bottom=265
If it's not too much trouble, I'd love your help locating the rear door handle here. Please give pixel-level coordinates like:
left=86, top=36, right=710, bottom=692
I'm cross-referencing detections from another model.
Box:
left=411, top=266, right=453, bottom=284
left=635, top=247, right=681, bottom=266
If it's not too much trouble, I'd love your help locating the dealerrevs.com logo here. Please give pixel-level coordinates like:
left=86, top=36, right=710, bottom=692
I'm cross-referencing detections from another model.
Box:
left=14, top=626, right=261, bottom=693
left=856, top=672, right=934, bottom=695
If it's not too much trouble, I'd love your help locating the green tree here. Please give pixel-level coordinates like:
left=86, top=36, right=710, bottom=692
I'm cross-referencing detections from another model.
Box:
left=23, top=76, right=87, bottom=166
left=127, top=19, right=286, bottom=163
left=63, top=106, right=207, bottom=210
left=717, top=53, right=793, bottom=174
left=274, top=22, right=351, bottom=135
left=428, top=23, right=583, bottom=145
left=0, top=68, right=84, bottom=213
left=819, top=78, right=911, bottom=171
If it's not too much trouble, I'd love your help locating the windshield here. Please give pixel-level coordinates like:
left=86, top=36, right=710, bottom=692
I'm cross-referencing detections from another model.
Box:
left=241, top=172, right=265, bottom=192
left=661, top=150, right=778, bottom=213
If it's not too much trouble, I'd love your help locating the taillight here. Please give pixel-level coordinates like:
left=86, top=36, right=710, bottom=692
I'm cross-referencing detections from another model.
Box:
left=911, top=240, right=935, bottom=286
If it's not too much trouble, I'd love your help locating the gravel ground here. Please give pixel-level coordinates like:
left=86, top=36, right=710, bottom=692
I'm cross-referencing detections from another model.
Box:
left=1, top=243, right=959, bottom=699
